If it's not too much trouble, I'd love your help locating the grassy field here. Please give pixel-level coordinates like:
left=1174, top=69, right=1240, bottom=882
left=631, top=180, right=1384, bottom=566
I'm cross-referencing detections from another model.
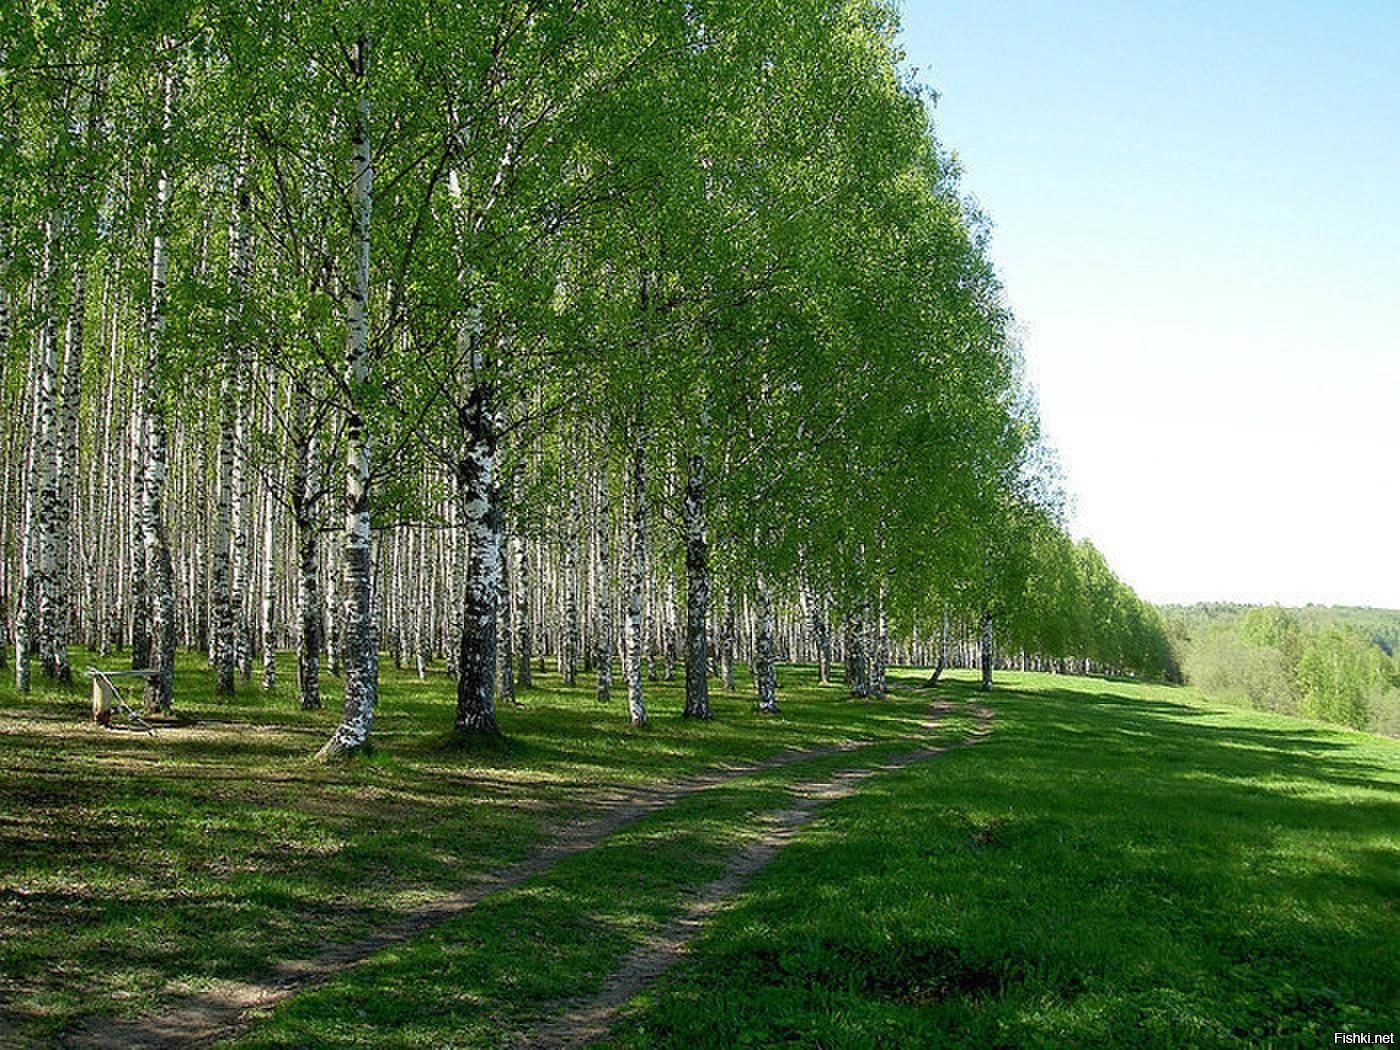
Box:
left=1, top=655, right=1396, bottom=1048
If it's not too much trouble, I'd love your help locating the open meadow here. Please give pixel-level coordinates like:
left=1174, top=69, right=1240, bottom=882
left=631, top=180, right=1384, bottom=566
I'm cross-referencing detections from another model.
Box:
left=1, top=658, right=1395, bottom=1048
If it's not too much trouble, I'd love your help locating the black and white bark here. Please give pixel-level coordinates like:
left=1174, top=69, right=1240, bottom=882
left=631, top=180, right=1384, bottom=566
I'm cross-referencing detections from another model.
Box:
left=49, top=258, right=84, bottom=685
left=800, top=577, right=832, bottom=686
left=593, top=467, right=612, bottom=702
left=260, top=491, right=277, bottom=691
left=14, top=218, right=56, bottom=693
left=141, top=71, right=176, bottom=713
left=721, top=580, right=736, bottom=691
left=871, top=589, right=889, bottom=699
left=623, top=426, right=647, bottom=726
left=212, top=357, right=237, bottom=692
left=30, top=213, right=60, bottom=685
left=497, top=515, right=516, bottom=705
left=512, top=464, right=533, bottom=689
left=843, top=609, right=869, bottom=698
left=682, top=451, right=710, bottom=719
left=980, top=607, right=994, bottom=692
left=212, top=148, right=250, bottom=695
left=562, top=480, right=580, bottom=686
left=319, top=37, right=378, bottom=759
left=128, top=366, right=150, bottom=670
left=291, top=389, right=321, bottom=709
left=453, top=331, right=502, bottom=735
left=754, top=575, right=778, bottom=714
left=921, top=604, right=950, bottom=687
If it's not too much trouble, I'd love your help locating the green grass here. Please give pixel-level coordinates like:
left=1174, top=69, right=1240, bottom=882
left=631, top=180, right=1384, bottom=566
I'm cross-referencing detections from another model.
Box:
left=0, top=650, right=937, bottom=1045
left=3, top=657, right=1397, bottom=1048
left=604, top=672, right=1400, bottom=1049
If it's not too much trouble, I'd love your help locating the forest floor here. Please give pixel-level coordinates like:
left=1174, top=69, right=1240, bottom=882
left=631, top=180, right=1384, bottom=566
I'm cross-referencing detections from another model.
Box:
left=0, top=657, right=1396, bottom=1048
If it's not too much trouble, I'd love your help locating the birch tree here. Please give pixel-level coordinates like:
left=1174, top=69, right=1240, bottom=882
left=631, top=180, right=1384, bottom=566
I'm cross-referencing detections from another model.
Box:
left=318, top=34, right=377, bottom=760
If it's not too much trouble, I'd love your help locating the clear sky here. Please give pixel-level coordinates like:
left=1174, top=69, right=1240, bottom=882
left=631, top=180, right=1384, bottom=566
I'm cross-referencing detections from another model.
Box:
left=896, top=1, right=1400, bottom=609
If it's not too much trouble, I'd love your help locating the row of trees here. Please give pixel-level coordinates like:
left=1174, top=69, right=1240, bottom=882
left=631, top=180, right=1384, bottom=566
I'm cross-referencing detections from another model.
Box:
left=0, top=0, right=1172, bottom=756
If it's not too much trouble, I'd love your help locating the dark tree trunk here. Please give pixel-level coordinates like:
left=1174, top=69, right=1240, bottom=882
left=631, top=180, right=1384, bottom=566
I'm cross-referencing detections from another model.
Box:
left=682, top=452, right=710, bottom=720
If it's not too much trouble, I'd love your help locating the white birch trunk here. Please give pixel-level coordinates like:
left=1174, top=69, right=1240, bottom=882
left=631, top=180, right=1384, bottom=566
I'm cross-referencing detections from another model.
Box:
left=50, top=258, right=84, bottom=684
left=32, top=212, right=61, bottom=684
left=563, top=480, right=580, bottom=686
left=721, top=580, right=736, bottom=692
left=844, top=609, right=869, bottom=698
left=755, top=575, right=778, bottom=714
left=593, top=467, right=613, bottom=703
left=319, top=37, right=377, bottom=759
left=513, top=467, right=533, bottom=689
left=129, top=364, right=149, bottom=669
left=292, top=385, right=321, bottom=709
left=980, top=608, right=994, bottom=693
left=141, top=69, right=177, bottom=713
left=261, top=488, right=277, bottom=690
left=453, top=325, right=501, bottom=734
left=682, top=451, right=710, bottom=719
left=213, top=150, right=250, bottom=694
left=497, top=511, right=516, bottom=705
left=14, top=225, right=53, bottom=693
left=872, top=588, right=889, bottom=698
left=624, top=427, right=647, bottom=726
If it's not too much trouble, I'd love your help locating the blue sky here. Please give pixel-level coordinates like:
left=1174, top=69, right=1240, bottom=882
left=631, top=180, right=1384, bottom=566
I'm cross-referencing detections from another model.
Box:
left=897, top=1, right=1400, bottom=608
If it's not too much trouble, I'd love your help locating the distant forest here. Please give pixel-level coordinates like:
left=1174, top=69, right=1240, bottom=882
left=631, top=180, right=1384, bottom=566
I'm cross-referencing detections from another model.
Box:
left=1164, top=604, right=1400, bottom=736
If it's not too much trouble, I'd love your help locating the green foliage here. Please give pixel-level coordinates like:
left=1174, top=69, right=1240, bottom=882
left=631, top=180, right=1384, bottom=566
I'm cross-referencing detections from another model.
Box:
left=1296, top=626, right=1391, bottom=730
left=1181, top=623, right=1301, bottom=715
left=1169, top=605, right=1400, bottom=735
left=994, top=527, right=1176, bottom=681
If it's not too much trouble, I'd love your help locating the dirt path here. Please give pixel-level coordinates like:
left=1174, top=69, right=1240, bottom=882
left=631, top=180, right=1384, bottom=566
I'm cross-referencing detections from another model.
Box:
left=522, top=704, right=995, bottom=1050
left=60, top=702, right=987, bottom=1050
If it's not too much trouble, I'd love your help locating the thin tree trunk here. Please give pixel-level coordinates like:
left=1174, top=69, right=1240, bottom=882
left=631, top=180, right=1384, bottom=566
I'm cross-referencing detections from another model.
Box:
left=31, top=212, right=61, bottom=685
left=142, top=71, right=176, bottom=713
left=513, top=465, right=533, bottom=689
left=844, top=610, right=869, bottom=698
left=801, top=577, right=832, bottom=686
left=980, top=608, right=994, bottom=692
left=755, top=575, right=778, bottom=714
left=563, top=479, right=580, bottom=686
left=319, top=37, right=377, bottom=759
left=921, top=605, right=950, bottom=687
left=212, top=149, right=250, bottom=695
left=48, top=258, right=84, bottom=683
left=623, top=426, right=647, bottom=726
left=261, top=487, right=277, bottom=691
left=871, top=588, right=888, bottom=698
left=497, top=517, right=516, bottom=705
left=129, top=365, right=149, bottom=670
left=594, top=466, right=612, bottom=702
left=292, top=392, right=320, bottom=709
left=721, top=580, right=736, bottom=691
left=682, top=451, right=710, bottom=719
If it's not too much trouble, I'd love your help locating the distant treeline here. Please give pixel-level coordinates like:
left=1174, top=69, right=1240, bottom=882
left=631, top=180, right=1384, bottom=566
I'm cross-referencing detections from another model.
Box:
left=1164, top=604, right=1400, bottom=736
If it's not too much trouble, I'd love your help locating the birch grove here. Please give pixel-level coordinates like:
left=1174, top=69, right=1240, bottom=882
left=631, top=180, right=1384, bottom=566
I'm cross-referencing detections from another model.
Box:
left=0, top=1, right=1177, bottom=752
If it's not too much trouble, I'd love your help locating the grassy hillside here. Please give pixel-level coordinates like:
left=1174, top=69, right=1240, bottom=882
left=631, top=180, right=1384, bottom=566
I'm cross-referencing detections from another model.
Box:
left=1, top=659, right=1396, bottom=1048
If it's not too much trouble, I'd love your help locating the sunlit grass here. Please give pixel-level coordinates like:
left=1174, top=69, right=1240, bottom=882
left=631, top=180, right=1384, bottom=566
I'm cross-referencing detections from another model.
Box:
left=0, top=649, right=934, bottom=1043
left=605, top=672, right=1400, bottom=1049
left=5, top=658, right=1395, bottom=1047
